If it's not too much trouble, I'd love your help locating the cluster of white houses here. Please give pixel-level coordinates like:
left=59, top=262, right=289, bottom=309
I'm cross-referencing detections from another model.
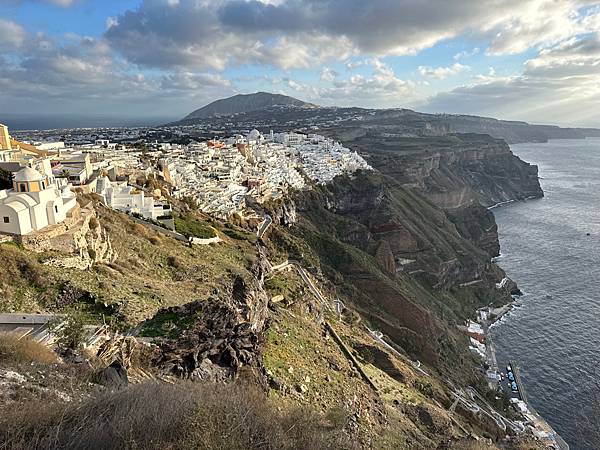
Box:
left=0, top=124, right=172, bottom=235
left=0, top=122, right=370, bottom=234
left=0, top=125, right=77, bottom=235
left=166, top=130, right=371, bottom=218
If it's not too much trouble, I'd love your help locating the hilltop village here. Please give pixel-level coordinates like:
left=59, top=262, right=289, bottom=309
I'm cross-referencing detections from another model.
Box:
left=0, top=123, right=370, bottom=234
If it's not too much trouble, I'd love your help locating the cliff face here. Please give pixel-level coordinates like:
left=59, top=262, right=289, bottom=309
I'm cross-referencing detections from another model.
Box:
left=328, top=131, right=543, bottom=260
left=439, top=115, right=600, bottom=143
left=336, top=133, right=543, bottom=209
left=281, top=171, right=509, bottom=368
left=273, top=130, right=542, bottom=369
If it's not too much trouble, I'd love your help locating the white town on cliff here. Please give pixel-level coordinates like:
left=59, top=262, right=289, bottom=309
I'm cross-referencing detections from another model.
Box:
left=0, top=123, right=370, bottom=235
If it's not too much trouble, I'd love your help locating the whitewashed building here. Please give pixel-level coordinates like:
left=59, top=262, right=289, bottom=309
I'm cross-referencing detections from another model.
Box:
left=0, top=167, right=77, bottom=235
left=96, top=176, right=171, bottom=221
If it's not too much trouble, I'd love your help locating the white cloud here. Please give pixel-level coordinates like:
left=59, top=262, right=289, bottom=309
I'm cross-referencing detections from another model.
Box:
left=105, top=17, right=118, bottom=30
left=322, top=59, right=416, bottom=106
left=345, top=59, right=369, bottom=70
left=423, top=33, right=600, bottom=126
left=486, top=0, right=599, bottom=55
left=418, top=63, right=469, bottom=79
left=320, top=67, right=338, bottom=82
left=103, top=0, right=600, bottom=71
left=454, top=48, right=479, bottom=60
left=0, top=27, right=233, bottom=115
left=3, top=0, right=600, bottom=122
left=0, top=19, right=26, bottom=50
left=160, top=72, right=232, bottom=91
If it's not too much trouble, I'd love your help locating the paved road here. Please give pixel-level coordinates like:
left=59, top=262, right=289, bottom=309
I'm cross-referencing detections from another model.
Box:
left=267, top=258, right=538, bottom=442
left=273, top=259, right=333, bottom=310
left=257, top=215, right=273, bottom=238
left=465, top=386, right=525, bottom=433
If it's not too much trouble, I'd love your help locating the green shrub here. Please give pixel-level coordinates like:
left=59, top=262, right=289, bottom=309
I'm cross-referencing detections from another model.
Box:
left=222, top=227, right=257, bottom=243
left=174, top=215, right=216, bottom=239
left=264, top=275, right=289, bottom=296
left=50, top=314, right=87, bottom=351
left=138, top=311, right=196, bottom=339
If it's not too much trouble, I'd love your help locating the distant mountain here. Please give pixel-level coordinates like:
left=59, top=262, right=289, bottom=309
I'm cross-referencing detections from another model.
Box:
left=182, top=92, right=317, bottom=121
left=169, top=92, right=600, bottom=144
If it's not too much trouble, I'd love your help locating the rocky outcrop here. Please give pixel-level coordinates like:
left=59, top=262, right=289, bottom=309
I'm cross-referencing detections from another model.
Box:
left=446, top=204, right=500, bottom=257
left=21, top=205, right=117, bottom=269
left=154, top=252, right=270, bottom=380
left=269, top=198, right=297, bottom=227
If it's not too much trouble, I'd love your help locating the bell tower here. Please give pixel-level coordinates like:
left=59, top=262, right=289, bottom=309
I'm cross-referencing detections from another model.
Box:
left=0, top=124, right=12, bottom=151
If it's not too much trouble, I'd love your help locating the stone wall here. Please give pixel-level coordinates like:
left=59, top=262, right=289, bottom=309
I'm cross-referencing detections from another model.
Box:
left=190, top=236, right=221, bottom=245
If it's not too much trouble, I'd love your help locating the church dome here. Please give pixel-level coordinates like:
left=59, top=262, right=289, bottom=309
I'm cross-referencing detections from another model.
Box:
left=247, top=129, right=262, bottom=140
left=13, top=166, right=44, bottom=182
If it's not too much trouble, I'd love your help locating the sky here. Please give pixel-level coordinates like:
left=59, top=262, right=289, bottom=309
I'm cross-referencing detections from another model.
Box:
left=1, top=0, right=600, bottom=127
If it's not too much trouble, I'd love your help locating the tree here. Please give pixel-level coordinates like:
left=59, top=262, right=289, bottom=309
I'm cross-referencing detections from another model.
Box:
left=50, top=313, right=87, bottom=351
left=0, top=168, right=13, bottom=190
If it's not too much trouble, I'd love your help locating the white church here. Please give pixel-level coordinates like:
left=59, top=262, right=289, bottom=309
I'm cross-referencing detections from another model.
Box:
left=0, top=166, right=77, bottom=235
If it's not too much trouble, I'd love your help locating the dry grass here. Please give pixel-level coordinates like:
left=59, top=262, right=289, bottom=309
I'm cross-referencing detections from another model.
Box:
left=0, top=381, right=354, bottom=450
left=148, top=235, right=162, bottom=245
left=0, top=334, right=58, bottom=365
left=0, top=243, right=50, bottom=291
left=1, top=206, right=256, bottom=325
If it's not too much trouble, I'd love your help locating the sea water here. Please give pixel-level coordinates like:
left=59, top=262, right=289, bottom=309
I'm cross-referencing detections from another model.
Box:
left=490, top=138, right=600, bottom=450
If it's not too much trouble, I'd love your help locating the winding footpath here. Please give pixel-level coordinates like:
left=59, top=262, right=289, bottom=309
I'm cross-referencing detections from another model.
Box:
left=261, top=214, right=539, bottom=442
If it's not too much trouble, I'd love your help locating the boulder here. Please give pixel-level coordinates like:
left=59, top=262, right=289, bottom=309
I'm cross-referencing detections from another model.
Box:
left=97, top=361, right=128, bottom=388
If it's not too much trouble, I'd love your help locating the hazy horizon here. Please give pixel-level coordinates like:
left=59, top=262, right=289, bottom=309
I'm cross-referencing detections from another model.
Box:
left=1, top=113, right=178, bottom=131
left=4, top=93, right=600, bottom=132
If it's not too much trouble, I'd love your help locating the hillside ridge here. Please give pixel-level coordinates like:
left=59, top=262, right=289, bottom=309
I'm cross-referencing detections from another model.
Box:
left=173, top=92, right=600, bottom=144
left=183, top=92, right=317, bottom=120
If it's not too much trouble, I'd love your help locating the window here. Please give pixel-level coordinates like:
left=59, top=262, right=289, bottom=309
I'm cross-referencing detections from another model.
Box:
left=19, top=183, right=26, bottom=192
left=54, top=206, right=58, bottom=213
left=41, top=182, right=45, bottom=189
left=3, top=217, right=9, bottom=224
